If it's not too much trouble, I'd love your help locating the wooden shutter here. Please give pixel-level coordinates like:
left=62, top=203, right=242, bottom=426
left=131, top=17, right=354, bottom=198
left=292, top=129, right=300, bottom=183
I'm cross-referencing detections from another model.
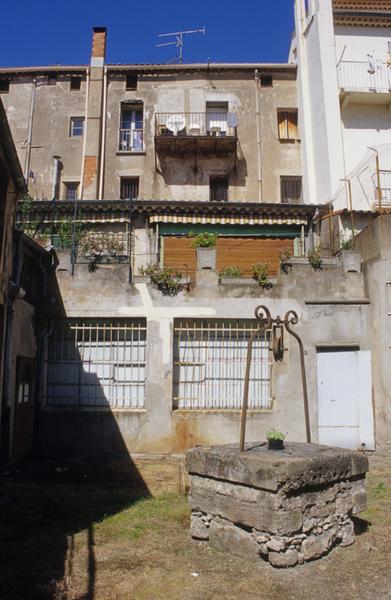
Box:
left=163, top=236, right=294, bottom=279
left=287, top=112, right=298, bottom=139
left=278, top=112, right=287, bottom=139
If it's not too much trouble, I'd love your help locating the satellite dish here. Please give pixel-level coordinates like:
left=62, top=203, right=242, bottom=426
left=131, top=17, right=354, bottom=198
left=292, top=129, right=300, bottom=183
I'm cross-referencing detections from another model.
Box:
left=166, top=114, right=186, bottom=134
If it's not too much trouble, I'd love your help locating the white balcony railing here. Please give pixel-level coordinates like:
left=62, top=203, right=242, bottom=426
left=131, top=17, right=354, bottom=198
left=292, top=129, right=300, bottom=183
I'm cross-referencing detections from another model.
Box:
left=119, top=128, right=144, bottom=151
left=338, top=61, right=391, bottom=93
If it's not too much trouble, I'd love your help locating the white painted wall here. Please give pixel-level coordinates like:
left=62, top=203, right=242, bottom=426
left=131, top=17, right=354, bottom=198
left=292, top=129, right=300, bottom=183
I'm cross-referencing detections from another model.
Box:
left=335, top=26, right=391, bottom=62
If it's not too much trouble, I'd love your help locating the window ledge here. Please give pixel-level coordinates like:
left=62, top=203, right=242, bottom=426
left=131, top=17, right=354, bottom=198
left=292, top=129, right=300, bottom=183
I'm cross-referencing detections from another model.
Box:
left=116, top=150, right=146, bottom=156
left=278, top=138, right=301, bottom=144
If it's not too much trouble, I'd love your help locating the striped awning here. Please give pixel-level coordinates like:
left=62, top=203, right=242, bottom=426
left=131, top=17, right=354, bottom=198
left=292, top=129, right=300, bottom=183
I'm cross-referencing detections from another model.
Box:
left=16, top=212, right=130, bottom=225
left=149, top=214, right=307, bottom=226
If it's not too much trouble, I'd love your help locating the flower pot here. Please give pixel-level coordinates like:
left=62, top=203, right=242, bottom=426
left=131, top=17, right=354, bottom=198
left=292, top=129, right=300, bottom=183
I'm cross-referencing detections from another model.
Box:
left=196, top=247, right=216, bottom=270
left=267, top=438, right=284, bottom=450
left=340, top=250, right=361, bottom=273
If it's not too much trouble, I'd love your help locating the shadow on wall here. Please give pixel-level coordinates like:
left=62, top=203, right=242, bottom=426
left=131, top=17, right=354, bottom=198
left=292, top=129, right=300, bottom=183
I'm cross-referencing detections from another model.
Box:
left=157, top=154, right=247, bottom=189
left=0, top=318, right=151, bottom=600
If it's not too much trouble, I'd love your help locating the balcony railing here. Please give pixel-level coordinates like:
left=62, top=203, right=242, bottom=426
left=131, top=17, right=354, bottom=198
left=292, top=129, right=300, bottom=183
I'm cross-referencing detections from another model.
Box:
left=119, top=128, right=144, bottom=152
left=155, top=112, right=238, bottom=138
left=338, top=61, right=391, bottom=93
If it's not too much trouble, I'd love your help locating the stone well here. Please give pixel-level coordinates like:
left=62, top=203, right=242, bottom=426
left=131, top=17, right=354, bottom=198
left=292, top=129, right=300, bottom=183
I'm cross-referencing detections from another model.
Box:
left=186, top=442, right=368, bottom=568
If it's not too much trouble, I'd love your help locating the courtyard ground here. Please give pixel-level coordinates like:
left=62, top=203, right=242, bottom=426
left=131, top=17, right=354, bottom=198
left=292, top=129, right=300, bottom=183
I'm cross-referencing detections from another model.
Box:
left=0, top=453, right=390, bottom=600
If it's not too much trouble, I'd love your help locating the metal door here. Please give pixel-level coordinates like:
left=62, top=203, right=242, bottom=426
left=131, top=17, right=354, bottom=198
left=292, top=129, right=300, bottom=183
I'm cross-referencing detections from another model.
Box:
left=317, top=348, right=374, bottom=450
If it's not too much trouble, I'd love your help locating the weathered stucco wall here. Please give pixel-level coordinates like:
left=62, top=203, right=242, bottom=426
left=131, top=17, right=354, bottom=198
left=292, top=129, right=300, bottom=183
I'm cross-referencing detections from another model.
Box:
left=40, top=251, right=376, bottom=455
left=2, top=69, right=301, bottom=204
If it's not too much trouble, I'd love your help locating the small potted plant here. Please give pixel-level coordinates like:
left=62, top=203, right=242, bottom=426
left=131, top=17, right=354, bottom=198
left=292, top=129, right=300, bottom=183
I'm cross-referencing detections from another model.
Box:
left=266, top=429, right=285, bottom=450
left=279, top=247, right=293, bottom=274
left=190, top=232, right=218, bottom=270
left=252, top=261, right=272, bottom=288
left=338, top=232, right=361, bottom=273
left=307, top=246, right=322, bottom=270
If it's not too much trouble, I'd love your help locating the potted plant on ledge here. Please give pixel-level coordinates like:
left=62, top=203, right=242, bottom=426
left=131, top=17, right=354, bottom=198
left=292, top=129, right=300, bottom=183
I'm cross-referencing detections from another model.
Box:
left=338, top=232, right=361, bottom=273
left=190, top=232, right=218, bottom=270
left=266, top=429, right=285, bottom=450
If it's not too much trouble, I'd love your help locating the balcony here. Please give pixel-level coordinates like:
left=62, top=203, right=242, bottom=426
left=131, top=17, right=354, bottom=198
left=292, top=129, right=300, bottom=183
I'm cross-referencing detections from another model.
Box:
left=118, top=128, right=144, bottom=152
left=338, top=61, right=391, bottom=105
left=154, top=112, right=238, bottom=159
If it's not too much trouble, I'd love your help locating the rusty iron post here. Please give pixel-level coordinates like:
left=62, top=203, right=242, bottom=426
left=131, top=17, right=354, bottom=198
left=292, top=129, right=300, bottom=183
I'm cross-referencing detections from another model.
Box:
left=240, top=305, right=311, bottom=452
left=239, top=305, right=271, bottom=452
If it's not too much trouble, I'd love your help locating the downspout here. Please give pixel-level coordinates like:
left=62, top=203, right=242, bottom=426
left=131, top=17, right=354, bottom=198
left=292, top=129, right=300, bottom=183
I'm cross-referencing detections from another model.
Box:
left=79, top=68, right=90, bottom=200
left=24, top=78, right=37, bottom=182
left=98, top=67, right=108, bottom=200
left=254, top=70, right=263, bottom=202
left=51, top=155, right=61, bottom=200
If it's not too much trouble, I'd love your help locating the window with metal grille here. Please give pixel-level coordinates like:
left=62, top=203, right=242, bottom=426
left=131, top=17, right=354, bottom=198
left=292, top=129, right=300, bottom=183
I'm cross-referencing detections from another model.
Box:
left=64, top=182, right=79, bottom=200
left=210, top=176, right=229, bottom=201
left=45, top=319, right=147, bottom=409
left=119, top=104, right=143, bottom=151
left=120, top=177, right=139, bottom=200
left=280, top=176, right=302, bottom=204
left=277, top=110, right=298, bottom=141
left=173, top=319, right=272, bottom=410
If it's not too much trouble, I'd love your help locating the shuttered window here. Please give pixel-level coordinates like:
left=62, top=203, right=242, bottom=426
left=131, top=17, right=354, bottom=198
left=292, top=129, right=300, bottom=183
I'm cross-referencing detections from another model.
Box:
left=163, top=236, right=295, bottom=278
left=277, top=110, right=298, bottom=141
left=210, top=176, right=229, bottom=201
left=280, top=176, right=302, bottom=204
left=120, top=177, right=139, bottom=200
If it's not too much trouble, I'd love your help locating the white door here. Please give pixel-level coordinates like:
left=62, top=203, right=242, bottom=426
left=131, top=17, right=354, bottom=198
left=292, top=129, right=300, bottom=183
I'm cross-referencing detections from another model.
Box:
left=317, top=349, right=374, bottom=450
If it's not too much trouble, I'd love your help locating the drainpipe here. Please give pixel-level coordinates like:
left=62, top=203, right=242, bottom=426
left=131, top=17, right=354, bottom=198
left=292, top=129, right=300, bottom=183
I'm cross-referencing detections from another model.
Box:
left=24, top=78, right=37, bottom=182
left=51, top=155, right=61, bottom=200
left=254, top=70, right=263, bottom=203
left=98, top=67, right=108, bottom=200
left=79, top=68, right=90, bottom=200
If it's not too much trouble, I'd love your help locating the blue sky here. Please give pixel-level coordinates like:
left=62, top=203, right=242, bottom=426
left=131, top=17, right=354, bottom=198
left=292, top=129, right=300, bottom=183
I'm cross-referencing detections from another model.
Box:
left=1, top=0, right=295, bottom=67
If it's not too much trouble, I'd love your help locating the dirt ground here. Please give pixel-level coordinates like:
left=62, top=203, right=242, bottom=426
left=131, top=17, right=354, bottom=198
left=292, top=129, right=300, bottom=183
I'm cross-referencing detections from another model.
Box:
left=0, top=453, right=390, bottom=600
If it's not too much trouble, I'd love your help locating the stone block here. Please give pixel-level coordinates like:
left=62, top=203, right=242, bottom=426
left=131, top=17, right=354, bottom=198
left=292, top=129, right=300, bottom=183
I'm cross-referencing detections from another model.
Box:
left=190, top=513, right=210, bottom=540
left=269, top=549, right=299, bottom=568
left=209, top=517, right=259, bottom=561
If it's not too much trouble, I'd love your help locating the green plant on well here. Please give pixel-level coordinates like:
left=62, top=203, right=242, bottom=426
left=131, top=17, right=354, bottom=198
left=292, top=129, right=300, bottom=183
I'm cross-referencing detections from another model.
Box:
left=189, top=232, right=218, bottom=249
left=139, top=265, right=183, bottom=296
left=220, top=265, right=242, bottom=277
left=266, top=429, right=285, bottom=441
left=252, top=261, right=272, bottom=288
left=307, top=246, right=322, bottom=270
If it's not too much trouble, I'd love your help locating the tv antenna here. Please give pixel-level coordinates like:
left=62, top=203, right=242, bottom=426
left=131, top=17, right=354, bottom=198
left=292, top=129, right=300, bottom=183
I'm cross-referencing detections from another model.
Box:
left=156, top=27, right=206, bottom=64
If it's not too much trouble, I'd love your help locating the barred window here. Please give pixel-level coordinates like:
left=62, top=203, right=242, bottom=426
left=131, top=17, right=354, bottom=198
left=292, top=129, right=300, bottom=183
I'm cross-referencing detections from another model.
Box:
left=280, top=176, right=302, bottom=204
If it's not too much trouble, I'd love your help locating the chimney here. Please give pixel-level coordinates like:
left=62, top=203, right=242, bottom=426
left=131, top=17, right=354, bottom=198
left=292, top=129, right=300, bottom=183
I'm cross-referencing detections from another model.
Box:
left=91, top=26, right=107, bottom=67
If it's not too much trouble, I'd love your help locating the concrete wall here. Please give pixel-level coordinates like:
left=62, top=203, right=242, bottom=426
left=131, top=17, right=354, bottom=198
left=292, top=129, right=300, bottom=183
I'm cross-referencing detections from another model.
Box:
left=2, top=69, right=301, bottom=204
left=40, top=250, right=377, bottom=455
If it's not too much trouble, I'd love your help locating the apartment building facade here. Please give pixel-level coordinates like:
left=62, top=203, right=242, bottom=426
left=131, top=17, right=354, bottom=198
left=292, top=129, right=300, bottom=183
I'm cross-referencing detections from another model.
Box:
left=291, top=0, right=391, bottom=216
left=0, top=26, right=386, bottom=456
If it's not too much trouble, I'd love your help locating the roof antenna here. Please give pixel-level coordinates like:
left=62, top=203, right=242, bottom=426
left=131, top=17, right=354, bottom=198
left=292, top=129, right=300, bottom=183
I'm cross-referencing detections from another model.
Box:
left=156, top=27, right=206, bottom=64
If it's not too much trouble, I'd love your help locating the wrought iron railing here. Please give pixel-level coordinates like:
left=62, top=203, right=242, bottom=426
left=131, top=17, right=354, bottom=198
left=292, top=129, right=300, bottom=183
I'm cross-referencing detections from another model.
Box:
left=338, top=61, right=391, bottom=93
left=118, top=128, right=144, bottom=151
left=155, top=112, right=238, bottom=137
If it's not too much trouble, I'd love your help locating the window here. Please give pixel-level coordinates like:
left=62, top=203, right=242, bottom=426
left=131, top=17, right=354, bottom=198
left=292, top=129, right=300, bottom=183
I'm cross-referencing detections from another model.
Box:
left=261, top=75, right=273, bottom=87
left=70, top=77, right=81, bottom=91
left=126, top=74, right=138, bottom=90
left=280, top=176, right=302, bottom=204
left=69, top=117, right=85, bottom=137
left=206, top=102, right=228, bottom=136
left=119, top=104, right=143, bottom=151
left=120, top=177, right=139, bottom=200
left=173, top=319, right=271, bottom=410
left=278, top=110, right=298, bottom=141
left=65, top=182, right=79, bottom=201
left=0, top=79, right=10, bottom=93
left=46, top=319, right=147, bottom=409
left=16, top=358, right=33, bottom=405
left=47, top=72, right=57, bottom=85
left=210, top=176, right=228, bottom=202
